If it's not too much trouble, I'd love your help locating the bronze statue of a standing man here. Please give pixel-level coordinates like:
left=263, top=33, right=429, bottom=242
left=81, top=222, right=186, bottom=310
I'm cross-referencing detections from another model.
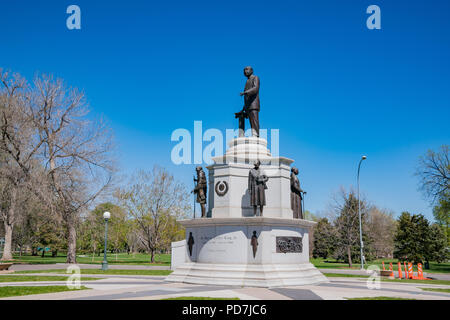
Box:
left=290, top=167, right=305, bottom=219
left=192, top=166, right=207, bottom=218
left=236, top=66, right=260, bottom=137
left=248, top=160, right=268, bottom=216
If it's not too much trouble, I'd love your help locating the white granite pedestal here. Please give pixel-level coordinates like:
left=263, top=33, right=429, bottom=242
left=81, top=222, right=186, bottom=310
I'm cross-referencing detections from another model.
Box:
left=166, top=218, right=328, bottom=287
left=166, top=137, right=328, bottom=287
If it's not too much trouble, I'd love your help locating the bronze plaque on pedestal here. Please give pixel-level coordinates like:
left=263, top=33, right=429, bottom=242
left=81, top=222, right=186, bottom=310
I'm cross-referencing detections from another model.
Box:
left=276, top=236, right=303, bottom=253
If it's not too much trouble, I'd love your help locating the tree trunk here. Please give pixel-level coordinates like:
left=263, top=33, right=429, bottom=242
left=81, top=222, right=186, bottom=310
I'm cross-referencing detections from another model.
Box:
left=1, top=188, right=16, bottom=261
left=66, top=218, right=77, bottom=264
left=1, top=222, right=13, bottom=261
left=150, top=249, right=155, bottom=263
left=41, top=248, right=45, bottom=258
left=347, top=246, right=352, bottom=268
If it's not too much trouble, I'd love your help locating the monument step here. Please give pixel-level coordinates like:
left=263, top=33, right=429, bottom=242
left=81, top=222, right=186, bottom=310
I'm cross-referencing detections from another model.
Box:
left=166, top=262, right=328, bottom=287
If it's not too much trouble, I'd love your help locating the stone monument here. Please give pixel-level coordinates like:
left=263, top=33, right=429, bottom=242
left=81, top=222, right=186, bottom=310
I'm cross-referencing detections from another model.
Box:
left=166, top=67, right=327, bottom=287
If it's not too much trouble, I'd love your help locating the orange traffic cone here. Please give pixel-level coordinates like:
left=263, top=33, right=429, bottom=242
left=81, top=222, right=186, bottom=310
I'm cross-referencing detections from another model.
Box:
left=389, top=262, right=394, bottom=277
left=398, top=262, right=403, bottom=279
left=382, top=261, right=385, bottom=271
left=404, top=262, right=407, bottom=277
left=417, top=263, right=429, bottom=280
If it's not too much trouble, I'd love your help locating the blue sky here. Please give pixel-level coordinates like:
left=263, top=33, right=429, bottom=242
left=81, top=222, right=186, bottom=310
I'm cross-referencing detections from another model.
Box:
left=1, top=0, right=449, bottom=221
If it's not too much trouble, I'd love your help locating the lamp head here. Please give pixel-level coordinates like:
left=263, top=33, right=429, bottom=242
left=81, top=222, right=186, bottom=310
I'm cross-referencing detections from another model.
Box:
left=103, top=211, right=111, bottom=220
left=362, top=155, right=367, bottom=160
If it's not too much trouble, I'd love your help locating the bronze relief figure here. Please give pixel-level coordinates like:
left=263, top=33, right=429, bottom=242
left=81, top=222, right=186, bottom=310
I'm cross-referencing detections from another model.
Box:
left=188, top=232, right=194, bottom=257
left=251, top=231, right=259, bottom=258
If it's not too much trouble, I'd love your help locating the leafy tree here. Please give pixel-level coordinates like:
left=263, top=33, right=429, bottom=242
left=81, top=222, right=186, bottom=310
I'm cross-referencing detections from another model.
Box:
left=312, top=218, right=337, bottom=259
left=35, top=214, right=65, bottom=257
left=304, top=210, right=319, bottom=221
left=425, top=224, right=448, bottom=263
left=116, top=167, right=189, bottom=263
left=433, top=194, right=450, bottom=246
left=108, top=205, right=129, bottom=260
left=78, top=202, right=129, bottom=260
left=393, top=212, right=446, bottom=264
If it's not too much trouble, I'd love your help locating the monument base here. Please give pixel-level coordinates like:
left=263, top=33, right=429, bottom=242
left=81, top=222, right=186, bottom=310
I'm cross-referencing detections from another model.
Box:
left=166, top=217, right=328, bottom=288
left=166, top=262, right=326, bottom=287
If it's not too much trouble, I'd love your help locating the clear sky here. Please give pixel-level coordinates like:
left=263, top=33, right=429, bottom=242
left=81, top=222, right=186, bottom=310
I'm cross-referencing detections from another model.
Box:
left=1, top=0, right=449, bottom=221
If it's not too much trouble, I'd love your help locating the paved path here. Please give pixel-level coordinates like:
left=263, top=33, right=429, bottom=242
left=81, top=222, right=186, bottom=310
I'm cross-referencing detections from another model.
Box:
left=8, top=264, right=450, bottom=281
left=1, top=274, right=449, bottom=300
left=318, top=268, right=450, bottom=281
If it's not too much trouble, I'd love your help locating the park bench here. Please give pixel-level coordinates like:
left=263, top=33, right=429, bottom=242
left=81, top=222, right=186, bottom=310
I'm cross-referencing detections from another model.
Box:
left=0, top=263, right=13, bottom=273
left=380, top=270, right=393, bottom=277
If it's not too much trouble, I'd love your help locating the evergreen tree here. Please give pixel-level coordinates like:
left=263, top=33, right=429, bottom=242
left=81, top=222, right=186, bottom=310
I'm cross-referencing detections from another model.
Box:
left=426, top=224, right=448, bottom=263
left=394, top=212, right=447, bottom=264
left=333, top=191, right=374, bottom=266
left=393, top=212, right=414, bottom=260
left=313, top=218, right=337, bottom=259
left=433, top=193, right=450, bottom=246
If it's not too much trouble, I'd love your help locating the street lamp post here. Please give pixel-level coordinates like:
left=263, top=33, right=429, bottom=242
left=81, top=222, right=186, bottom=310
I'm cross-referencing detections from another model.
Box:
left=357, top=156, right=367, bottom=270
left=101, top=211, right=111, bottom=271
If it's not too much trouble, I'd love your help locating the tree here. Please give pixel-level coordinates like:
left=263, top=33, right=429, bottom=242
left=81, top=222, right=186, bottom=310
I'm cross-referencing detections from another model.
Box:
left=0, top=70, right=44, bottom=260
left=366, top=207, right=396, bottom=259
left=106, top=204, right=129, bottom=260
left=332, top=190, right=373, bottom=267
left=11, top=190, right=59, bottom=257
left=312, top=218, right=337, bottom=259
left=394, top=212, right=431, bottom=263
left=433, top=194, right=450, bottom=246
left=425, top=224, right=448, bottom=263
left=28, top=74, right=115, bottom=263
left=0, top=70, right=115, bottom=263
left=116, top=167, right=189, bottom=263
left=416, top=145, right=449, bottom=204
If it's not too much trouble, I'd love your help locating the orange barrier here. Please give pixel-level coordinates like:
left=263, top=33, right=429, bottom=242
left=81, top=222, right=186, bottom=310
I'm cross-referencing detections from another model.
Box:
left=417, top=263, right=429, bottom=280
left=404, top=262, right=407, bottom=278
left=398, top=262, right=403, bottom=279
left=408, top=262, right=414, bottom=279
left=389, top=262, right=394, bottom=277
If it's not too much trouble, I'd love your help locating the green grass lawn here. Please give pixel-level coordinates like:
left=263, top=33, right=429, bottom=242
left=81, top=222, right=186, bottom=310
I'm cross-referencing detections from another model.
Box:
left=312, top=258, right=450, bottom=274
left=323, top=273, right=369, bottom=278
left=346, top=296, right=416, bottom=300
left=16, top=269, right=172, bottom=276
left=420, top=288, right=450, bottom=293
left=3, top=252, right=170, bottom=265
left=162, top=296, right=240, bottom=300
left=0, top=275, right=100, bottom=282
left=0, top=286, right=89, bottom=298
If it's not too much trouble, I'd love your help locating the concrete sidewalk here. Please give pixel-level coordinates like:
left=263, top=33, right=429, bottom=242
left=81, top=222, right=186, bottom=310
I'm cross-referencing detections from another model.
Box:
left=8, top=264, right=450, bottom=281
left=318, top=268, right=450, bottom=281
left=1, top=276, right=449, bottom=300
